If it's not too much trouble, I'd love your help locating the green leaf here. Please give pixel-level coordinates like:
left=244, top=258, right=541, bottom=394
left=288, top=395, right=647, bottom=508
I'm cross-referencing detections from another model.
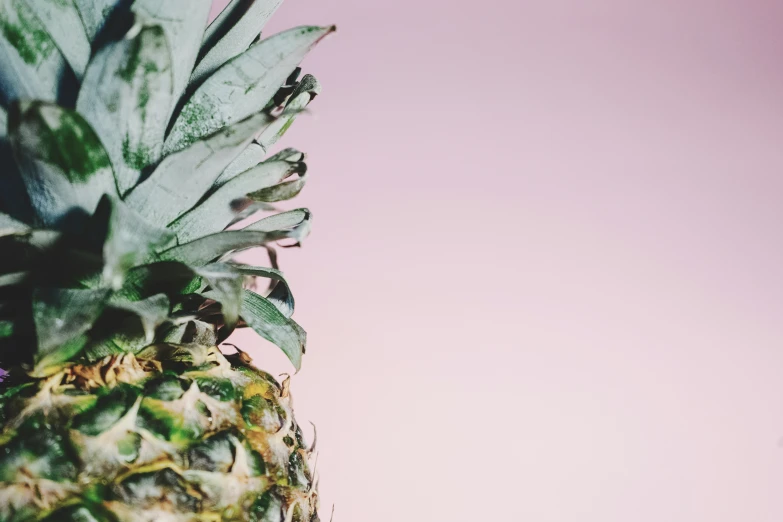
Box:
left=10, top=101, right=117, bottom=226
left=257, top=74, right=321, bottom=151
left=197, top=264, right=243, bottom=330
left=0, top=271, right=26, bottom=286
left=246, top=169, right=307, bottom=203
left=32, top=288, right=109, bottom=376
left=232, top=264, right=294, bottom=317
left=244, top=208, right=311, bottom=237
left=131, top=0, right=211, bottom=107
left=125, top=112, right=273, bottom=226
left=158, top=231, right=280, bottom=267
left=72, top=0, right=124, bottom=41
left=0, top=104, right=6, bottom=137
left=0, top=211, right=28, bottom=236
left=97, top=196, right=174, bottom=289
left=26, top=0, right=90, bottom=78
left=171, top=155, right=306, bottom=243
left=159, top=209, right=311, bottom=266
left=0, top=0, right=68, bottom=102
left=191, top=0, right=284, bottom=86
left=164, top=25, right=335, bottom=155
left=212, top=141, right=265, bottom=187
left=77, top=23, right=173, bottom=195
left=108, top=293, right=170, bottom=343
left=241, top=289, right=305, bottom=370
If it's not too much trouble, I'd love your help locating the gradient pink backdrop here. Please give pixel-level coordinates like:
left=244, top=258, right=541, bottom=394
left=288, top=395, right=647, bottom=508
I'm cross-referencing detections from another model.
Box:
left=212, top=1, right=783, bottom=520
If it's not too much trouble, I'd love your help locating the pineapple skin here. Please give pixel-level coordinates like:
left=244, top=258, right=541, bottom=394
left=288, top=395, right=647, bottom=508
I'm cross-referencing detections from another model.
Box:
left=0, top=347, right=317, bottom=522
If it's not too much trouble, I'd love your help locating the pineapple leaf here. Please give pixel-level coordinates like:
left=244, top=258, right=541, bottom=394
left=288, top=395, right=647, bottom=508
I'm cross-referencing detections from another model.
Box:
left=191, top=0, right=284, bottom=86
left=25, top=0, right=90, bottom=78
left=158, top=230, right=284, bottom=267
left=257, top=74, right=321, bottom=151
left=164, top=25, right=335, bottom=155
left=247, top=169, right=307, bottom=203
left=213, top=140, right=266, bottom=187
left=232, top=264, right=294, bottom=317
left=96, top=196, right=173, bottom=289
left=124, top=112, right=273, bottom=226
left=0, top=0, right=68, bottom=103
left=244, top=208, right=311, bottom=236
left=197, top=263, right=243, bottom=331
left=170, top=156, right=306, bottom=243
left=77, top=23, right=173, bottom=196
left=9, top=101, right=117, bottom=226
left=241, top=289, right=305, bottom=370
left=108, top=293, right=170, bottom=343
left=131, top=0, right=211, bottom=107
left=31, top=287, right=110, bottom=377
left=72, top=0, right=124, bottom=41
left=160, top=209, right=311, bottom=266
left=0, top=211, right=28, bottom=236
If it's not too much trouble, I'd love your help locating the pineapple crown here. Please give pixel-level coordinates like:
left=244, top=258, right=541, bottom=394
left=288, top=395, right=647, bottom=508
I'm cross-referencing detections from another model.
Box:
left=0, top=0, right=335, bottom=377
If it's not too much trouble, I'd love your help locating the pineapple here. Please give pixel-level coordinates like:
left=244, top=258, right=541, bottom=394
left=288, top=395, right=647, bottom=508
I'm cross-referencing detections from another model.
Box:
left=0, top=1, right=334, bottom=521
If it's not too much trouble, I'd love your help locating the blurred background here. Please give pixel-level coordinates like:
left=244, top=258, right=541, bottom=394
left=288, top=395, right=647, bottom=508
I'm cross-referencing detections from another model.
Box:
left=212, top=1, right=783, bottom=520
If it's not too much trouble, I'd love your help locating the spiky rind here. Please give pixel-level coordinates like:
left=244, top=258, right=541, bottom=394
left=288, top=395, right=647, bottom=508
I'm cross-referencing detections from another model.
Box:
left=0, top=348, right=318, bottom=522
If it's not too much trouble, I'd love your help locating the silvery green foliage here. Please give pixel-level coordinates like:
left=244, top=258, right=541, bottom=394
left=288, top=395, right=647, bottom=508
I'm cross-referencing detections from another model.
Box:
left=77, top=24, right=173, bottom=195
left=191, top=0, right=284, bottom=86
left=0, top=0, right=334, bottom=370
left=164, top=26, right=335, bottom=154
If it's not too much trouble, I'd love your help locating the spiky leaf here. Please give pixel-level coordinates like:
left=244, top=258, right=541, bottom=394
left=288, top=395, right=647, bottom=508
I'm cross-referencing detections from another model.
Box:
left=191, top=0, right=284, bottom=85
left=108, top=293, right=170, bottom=343
left=197, top=264, right=243, bottom=330
left=9, top=101, right=117, bottom=226
left=32, top=287, right=109, bottom=376
left=164, top=25, right=335, bottom=154
left=26, top=0, right=90, bottom=78
left=160, top=210, right=311, bottom=266
left=131, top=0, right=211, bottom=104
left=241, top=289, right=305, bottom=370
left=0, top=211, right=28, bottom=236
left=0, top=0, right=67, bottom=102
left=125, top=112, right=273, bottom=226
left=233, top=264, right=294, bottom=317
left=77, top=23, right=173, bottom=195
left=171, top=156, right=305, bottom=243
left=72, top=0, right=124, bottom=40
left=97, top=196, right=173, bottom=289
left=257, top=74, right=321, bottom=151
left=213, top=141, right=266, bottom=187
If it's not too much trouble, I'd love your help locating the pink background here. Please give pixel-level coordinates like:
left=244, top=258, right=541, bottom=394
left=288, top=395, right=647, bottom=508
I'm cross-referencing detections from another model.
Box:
left=213, top=1, right=783, bottom=520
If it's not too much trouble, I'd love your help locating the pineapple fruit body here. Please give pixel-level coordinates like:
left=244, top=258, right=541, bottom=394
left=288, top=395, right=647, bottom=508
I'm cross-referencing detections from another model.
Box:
left=0, top=1, right=333, bottom=520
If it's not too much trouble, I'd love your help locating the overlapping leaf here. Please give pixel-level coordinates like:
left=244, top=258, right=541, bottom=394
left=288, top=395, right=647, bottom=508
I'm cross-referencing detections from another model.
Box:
left=164, top=25, right=335, bottom=154
left=72, top=0, right=124, bottom=41
left=77, top=24, right=173, bottom=196
left=131, top=0, right=211, bottom=105
left=232, top=264, right=294, bottom=317
left=25, top=0, right=90, bottom=78
left=170, top=153, right=306, bottom=243
left=191, top=0, right=284, bottom=86
left=241, top=289, right=305, bottom=370
left=125, top=112, right=273, bottom=226
left=257, top=74, right=321, bottom=151
left=9, top=101, right=117, bottom=226
left=0, top=0, right=68, bottom=102
left=160, top=209, right=311, bottom=266
left=108, top=293, right=170, bottom=343
left=212, top=141, right=266, bottom=187
left=97, top=196, right=173, bottom=289
left=32, top=287, right=110, bottom=376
